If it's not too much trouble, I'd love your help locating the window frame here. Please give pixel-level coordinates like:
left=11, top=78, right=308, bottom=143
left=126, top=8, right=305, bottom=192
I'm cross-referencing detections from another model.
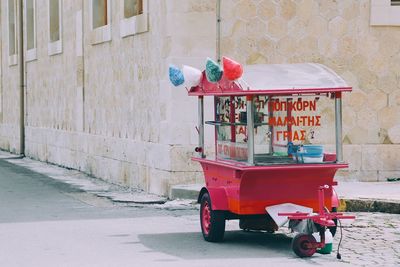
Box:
left=24, top=0, right=37, bottom=62
left=90, top=0, right=112, bottom=45
left=7, top=0, right=18, bottom=66
left=120, top=0, right=149, bottom=38
left=370, top=0, right=400, bottom=26
left=48, top=0, right=63, bottom=56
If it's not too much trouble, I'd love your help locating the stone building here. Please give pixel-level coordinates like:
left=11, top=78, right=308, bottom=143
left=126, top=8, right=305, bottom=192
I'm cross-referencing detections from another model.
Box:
left=0, top=0, right=399, bottom=196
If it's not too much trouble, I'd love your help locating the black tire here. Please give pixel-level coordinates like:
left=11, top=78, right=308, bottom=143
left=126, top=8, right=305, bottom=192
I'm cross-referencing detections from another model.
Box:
left=200, top=192, right=225, bottom=242
left=329, top=207, right=338, bottom=237
left=292, top=233, right=317, bottom=258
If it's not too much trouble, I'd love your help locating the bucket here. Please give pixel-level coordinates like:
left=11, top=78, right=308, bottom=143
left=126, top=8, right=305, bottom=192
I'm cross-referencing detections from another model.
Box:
left=312, top=229, right=333, bottom=254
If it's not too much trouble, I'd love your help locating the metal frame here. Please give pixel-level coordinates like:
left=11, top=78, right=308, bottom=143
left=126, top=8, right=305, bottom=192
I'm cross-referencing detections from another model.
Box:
left=246, top=95, right=254, bottom=165
left=335, top=93, right=343, bottom=162
left=198, top=96, right=205, bottom=158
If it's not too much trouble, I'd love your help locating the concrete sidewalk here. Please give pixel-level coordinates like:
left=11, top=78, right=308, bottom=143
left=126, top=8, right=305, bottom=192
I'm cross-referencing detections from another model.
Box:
left=170, top=181, right=400, bottom=214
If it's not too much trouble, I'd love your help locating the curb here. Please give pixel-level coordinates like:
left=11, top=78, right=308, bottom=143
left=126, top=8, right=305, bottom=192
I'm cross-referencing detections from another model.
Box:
left=340, top=198, right=400, bottom=214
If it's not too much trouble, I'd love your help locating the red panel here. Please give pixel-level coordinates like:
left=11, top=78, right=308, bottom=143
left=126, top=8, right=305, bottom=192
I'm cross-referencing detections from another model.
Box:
left=197, top=159, right=346, bottom=215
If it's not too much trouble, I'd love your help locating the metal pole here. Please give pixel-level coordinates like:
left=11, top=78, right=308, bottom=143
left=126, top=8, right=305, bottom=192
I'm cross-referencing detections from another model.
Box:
left=247, top=96, right=254, bottom=165
left=335, top=92, right=343, bottom=162
left=19, top=0, right=25, bottom=156
left=216, top=0, right=221, bottom=63
left=198, top=96, right=205, bottom=158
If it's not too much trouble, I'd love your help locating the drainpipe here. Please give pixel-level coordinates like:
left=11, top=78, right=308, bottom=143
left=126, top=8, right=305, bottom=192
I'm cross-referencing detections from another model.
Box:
left=216, top=0, right=221, bottom=63
left=18, top=0, right=25, bottom=156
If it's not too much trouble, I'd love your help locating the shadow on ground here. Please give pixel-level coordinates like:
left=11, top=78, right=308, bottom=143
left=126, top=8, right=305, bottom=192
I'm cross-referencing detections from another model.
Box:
left=138, top=230, right=294, bottom=259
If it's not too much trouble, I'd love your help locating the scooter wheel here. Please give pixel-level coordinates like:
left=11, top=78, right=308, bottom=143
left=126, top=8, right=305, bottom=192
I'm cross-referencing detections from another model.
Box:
left=292, top=233, right=317, bottom=258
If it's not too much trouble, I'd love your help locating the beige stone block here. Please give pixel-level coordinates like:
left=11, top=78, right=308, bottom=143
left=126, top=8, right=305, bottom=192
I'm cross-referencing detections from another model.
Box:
left=338, top=35, right=357, bottom=58
left=335, top=170, right=378, bottom=182
left=257, top=0, right=276, bottom=20
left=308, top=16, right=328, bottom=37
left=387, top=125, right=400, bottom=144
left=246, top=53, right=268, bottom=64
left=231, top=20, right=247, bottom=37
left=346, top=126, right=369, bottom=144
left=378, top=74, right=398, bottom=94
left=343, top=90, right=367, bottom=112
left=318, top=0, right=339, bottom=20
left=188, top=0, right=215, bottom=13
left=361, top=145, right=400, bottom=171
left=170, top=146, right=200, bottom=172
left=247, top=18, right=267, bottom=38
left=389, top=90, right=400, bottom=107
left=257, top=37, right=276, bottom=57
left=328, top=17, right=347, bottom=37
left=277, top=36, right=298, bottom=56
left=343, top=145, right=362, bottom=171
left=298, top=35, right=318, bottom=55
left=358, top=69, right=379, bottom=93
left=317, top=35, right=337, bottom=57
left=366, top=90, right=387, bottom=111
left=339, top=0, right=360, bottom=21
left=234, top=0, right=257, bottom=21
left=378, top=106, right=400, bottom=130
left=267, top=17, right=288, bottom=40
left=296, top=0, right=315, bottom=23
left=281, top=0, right=297, bottom=21
left=148, top=169, right=170, bottom=196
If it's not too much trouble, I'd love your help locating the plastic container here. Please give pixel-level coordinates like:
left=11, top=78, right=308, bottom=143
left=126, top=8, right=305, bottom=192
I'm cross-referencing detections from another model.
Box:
left=295, top=145, right=324, bottom=163
left=312, top=229, right=333, bottom=254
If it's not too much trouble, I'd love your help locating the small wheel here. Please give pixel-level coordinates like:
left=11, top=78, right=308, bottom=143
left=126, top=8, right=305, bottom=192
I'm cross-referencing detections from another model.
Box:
left=292, top=233, right=317, bottom=258
left=200, top=192, right=225, bottom=242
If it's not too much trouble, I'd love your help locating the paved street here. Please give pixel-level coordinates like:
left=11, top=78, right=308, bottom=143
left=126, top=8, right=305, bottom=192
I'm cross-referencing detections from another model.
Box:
left=0, top=157, right=399, bottom=267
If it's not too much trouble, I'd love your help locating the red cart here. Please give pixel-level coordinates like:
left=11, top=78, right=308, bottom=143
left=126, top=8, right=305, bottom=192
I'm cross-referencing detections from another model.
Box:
left=189, top=63, right=355, bottom=257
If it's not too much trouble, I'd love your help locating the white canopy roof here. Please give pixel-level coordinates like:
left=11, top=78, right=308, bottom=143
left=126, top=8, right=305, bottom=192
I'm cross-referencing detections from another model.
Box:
left=237, top=63, right=349, bottom=91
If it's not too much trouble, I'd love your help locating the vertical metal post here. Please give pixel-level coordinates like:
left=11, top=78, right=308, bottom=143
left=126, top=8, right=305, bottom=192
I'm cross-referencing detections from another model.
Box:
left=268, top=97, right=274, bottom=154
left=198, top=96, right=205, bottom=158
left=247, top=95, right=254, bottom=165
left=216, top=0, right=221, bottom=63
left=19, top=0, right=25, bottom=156
left=335, top=92, right=343, bottom=162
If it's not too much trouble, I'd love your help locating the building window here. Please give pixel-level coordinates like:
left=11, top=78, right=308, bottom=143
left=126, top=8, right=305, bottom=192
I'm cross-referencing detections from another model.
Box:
left=8, top=0, right=18, bottom=65
left=370, top=0, right=400, bottom=26
left=124, top=0, right=143, bottom=18
left=392, top=0, right=400, bottom=6
left=48, top=0, right=62, bottom=55
left=90, top=0, right=111, bottom=44
left=25, top=0, right=37, bottom=61
left=120, top=0, right=148, bottom=38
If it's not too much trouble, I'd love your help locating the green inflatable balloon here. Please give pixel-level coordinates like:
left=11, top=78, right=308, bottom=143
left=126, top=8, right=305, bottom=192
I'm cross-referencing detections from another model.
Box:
left=205, top=58, right=223, bottom=83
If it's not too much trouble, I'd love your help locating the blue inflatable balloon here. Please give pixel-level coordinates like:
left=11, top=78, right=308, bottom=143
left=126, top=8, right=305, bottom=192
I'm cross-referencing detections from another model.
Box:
left=169, top=65, right=185, bottom=87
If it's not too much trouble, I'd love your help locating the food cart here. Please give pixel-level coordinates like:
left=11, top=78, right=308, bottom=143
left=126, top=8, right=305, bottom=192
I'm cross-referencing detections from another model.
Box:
left=186, top=62, right=355, bottom=258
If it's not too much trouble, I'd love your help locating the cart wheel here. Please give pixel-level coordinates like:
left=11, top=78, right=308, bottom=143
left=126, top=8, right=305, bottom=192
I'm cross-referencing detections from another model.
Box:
left=329, top=207, right=338, bottom=237
left=200, top=193, right=225, bottom=242
left=292, top=233, right=317, bottom=258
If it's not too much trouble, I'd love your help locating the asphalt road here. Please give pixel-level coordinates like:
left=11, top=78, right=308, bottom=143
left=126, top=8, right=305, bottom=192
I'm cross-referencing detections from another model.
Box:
left=0, top=157, right=399, bottom=267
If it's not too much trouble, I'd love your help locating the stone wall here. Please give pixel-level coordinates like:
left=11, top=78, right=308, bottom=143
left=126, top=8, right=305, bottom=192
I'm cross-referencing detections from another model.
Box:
left=220, top=0, right=400, bottom=181
left=0, top=0, right=216, bottom=195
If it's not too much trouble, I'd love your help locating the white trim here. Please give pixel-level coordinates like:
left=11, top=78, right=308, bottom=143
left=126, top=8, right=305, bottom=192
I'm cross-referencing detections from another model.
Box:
left=7, top=0, right=18, bottom=66
left=48, top=0, right=63, bottom=56
left=24, top=0, right=37, bottom=62
left=371, top=0, right=400, bottom=26
left=120, top=0, right=149, bottom=38
left=90, top=0, right=112, bottom=45
left=9, top=55, right=18, bottom=66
